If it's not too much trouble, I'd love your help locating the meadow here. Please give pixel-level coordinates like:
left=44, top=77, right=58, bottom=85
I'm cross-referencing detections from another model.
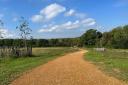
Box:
left=0, top=47, right=78, bottom=85
left=85, top=49, right=128, bottom=83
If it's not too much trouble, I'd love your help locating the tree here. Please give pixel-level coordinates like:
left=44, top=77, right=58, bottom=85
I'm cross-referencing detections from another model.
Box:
left=100, top=25, right=128, bottom=49
left=16, top=17, right=32, bottom=48
left=81, top=29, right=102, bottom=46
left=16, top=17, right=32, bottom=56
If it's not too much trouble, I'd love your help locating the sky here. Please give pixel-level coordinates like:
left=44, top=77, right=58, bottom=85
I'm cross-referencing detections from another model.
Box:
left=0, top=0, right=128, bottom=39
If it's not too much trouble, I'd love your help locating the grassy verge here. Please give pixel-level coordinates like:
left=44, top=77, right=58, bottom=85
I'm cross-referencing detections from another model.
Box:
left=0, top=47, right=79, bottom=85
left=85, top=48, right=128, bottom=83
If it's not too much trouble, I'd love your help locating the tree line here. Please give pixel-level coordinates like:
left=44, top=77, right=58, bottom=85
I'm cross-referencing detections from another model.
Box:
left=0, top=25, right=127, bottom=49
left=101, top=25, right=128, bottom=48
left=0, top=18, right=128, bottom=49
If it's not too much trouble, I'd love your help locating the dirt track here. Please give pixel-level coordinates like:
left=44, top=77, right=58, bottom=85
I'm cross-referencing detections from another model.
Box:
left=10, top=50, right=127, bottom=85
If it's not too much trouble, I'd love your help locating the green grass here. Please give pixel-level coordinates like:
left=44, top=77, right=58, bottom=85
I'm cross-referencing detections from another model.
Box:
left=0, top=47, right=79, bottom=85
left=85, top=48, right=128, bottom=83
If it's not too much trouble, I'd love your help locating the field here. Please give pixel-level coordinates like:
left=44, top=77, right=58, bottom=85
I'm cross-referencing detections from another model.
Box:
left=85, top=49, right=128, bottom=83
left=0, top=47, right=78, bottom=85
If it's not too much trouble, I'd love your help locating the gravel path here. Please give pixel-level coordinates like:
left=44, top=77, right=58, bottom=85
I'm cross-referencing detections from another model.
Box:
left=10, top=50, right=127, bottom=85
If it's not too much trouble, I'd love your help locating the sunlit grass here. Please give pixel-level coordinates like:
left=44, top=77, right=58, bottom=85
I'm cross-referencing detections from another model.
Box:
left=0, top=47, right=79, bottom=85
left=85, top=49, right=128, bottom=83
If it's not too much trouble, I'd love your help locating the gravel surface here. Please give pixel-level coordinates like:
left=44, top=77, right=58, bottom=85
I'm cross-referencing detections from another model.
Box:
left=10, top=50, right=127, bottom=85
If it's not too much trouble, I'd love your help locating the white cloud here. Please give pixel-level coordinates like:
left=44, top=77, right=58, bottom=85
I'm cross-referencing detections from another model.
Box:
left=38, top=18, right=96, bottom=32
left=39, top=25, right=59, bottom=32
left=40, top=3, right=66, bottom=20
left=31, top=3, right=66, bottom=23
left=65, top=9, right=75, bottom=16
left=75, top=13, right=86, bottom=18
left=81, top=18, right=96, bottom=26
left=65, top=9, right=86, bottom=18
left=0, top=29, right=14, bottom=38
left=31, top=3, right=96, bottom=34
left=31, top=15, right=44, bottom=23
left=61, top=20, right=80, bottom=29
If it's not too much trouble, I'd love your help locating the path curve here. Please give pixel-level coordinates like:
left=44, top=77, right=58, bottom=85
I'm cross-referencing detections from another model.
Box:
left=10, top=50, right=127, bottom=85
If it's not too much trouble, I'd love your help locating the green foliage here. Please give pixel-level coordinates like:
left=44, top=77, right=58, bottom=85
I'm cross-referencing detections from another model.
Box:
left=101, top=25, right=128, bottom=48
left=0, top=24, right=128, bottom=49
left=81, top=29, right=102, bottom=46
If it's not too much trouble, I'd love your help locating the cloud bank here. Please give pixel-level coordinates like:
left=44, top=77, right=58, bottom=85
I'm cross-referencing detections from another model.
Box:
left=38, top=18, right=96, bottom=32
left=31, top=3, right=96, bottom=34
left=0, top=29, right=14, bottom=39
left=31, top=3, right=66, bottom=22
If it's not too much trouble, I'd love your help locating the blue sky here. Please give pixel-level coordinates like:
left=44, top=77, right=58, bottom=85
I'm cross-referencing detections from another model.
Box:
left=0, top=0, right=128, bottom=39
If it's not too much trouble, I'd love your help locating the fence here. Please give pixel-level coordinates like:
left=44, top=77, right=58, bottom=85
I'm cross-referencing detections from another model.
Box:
left=93, top=48, right=106, bottom=52
left=0, top=46, right=32, bottom=58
